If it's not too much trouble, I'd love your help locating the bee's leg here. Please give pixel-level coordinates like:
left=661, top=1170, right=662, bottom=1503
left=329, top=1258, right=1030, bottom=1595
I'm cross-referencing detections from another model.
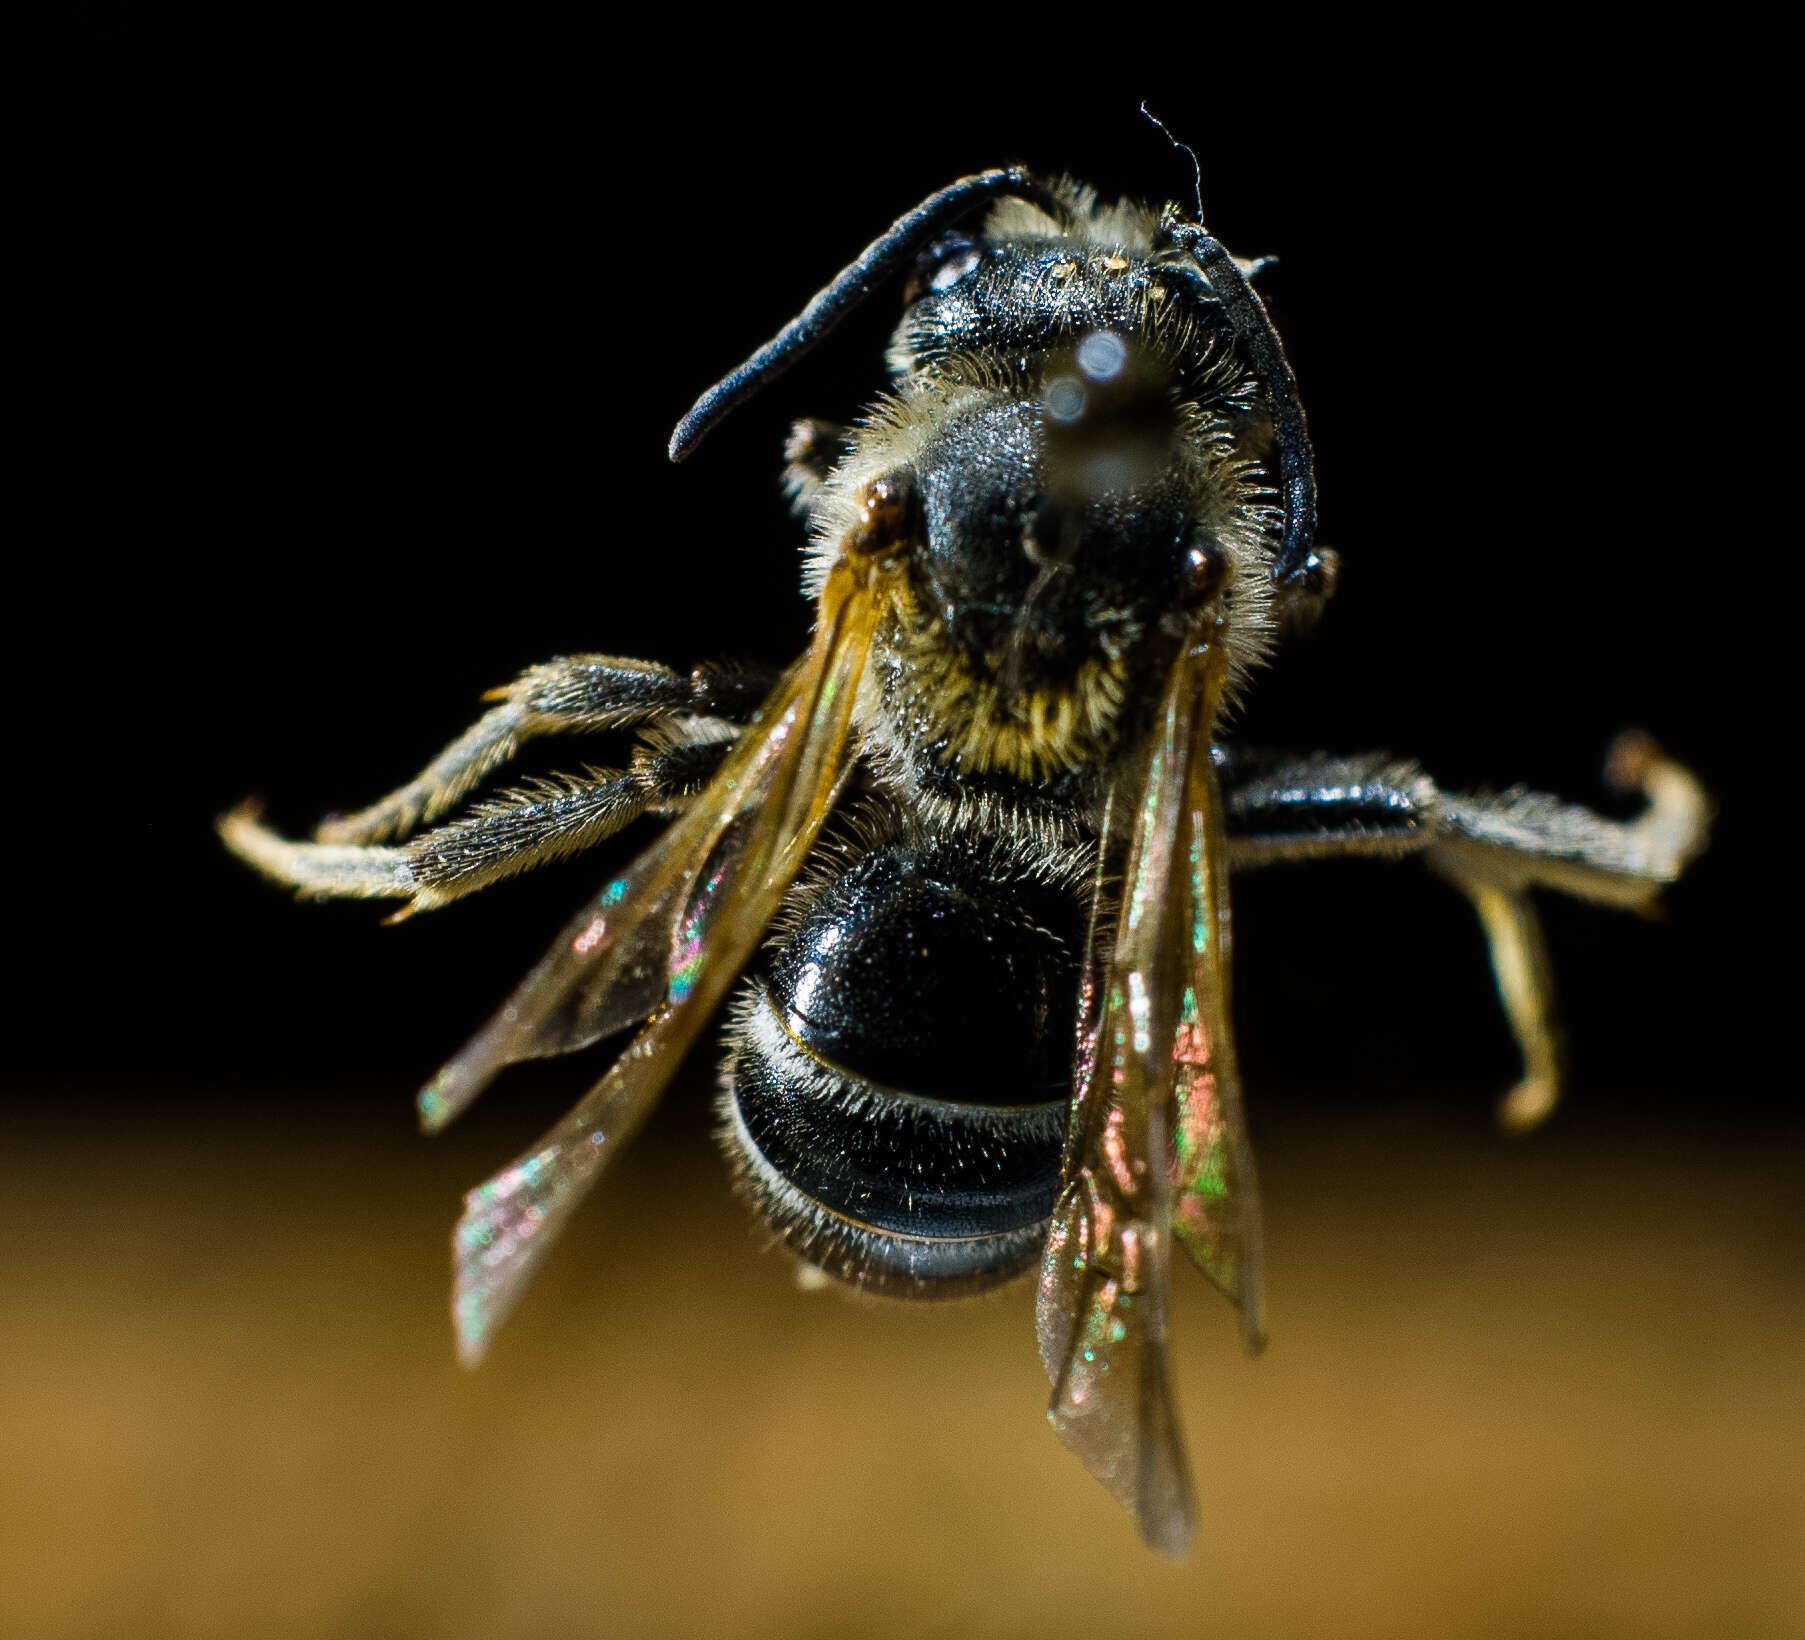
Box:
left=781, top=419, right=854, bottom=515
left=1222, top=734, right=1707, bottom=899
left=1426, top=870, right=1565, bottom=1130
left=1426, top=734, right=1707, bottom=1128
left=222, top=731, right=737, bottom=916
left=308, top=658, right=776, bottom=846
left=1426, top=732, right=1710, bottom=908
left=1221, top=735, right=1709, bottom=1127
left=1219, top=749, right=1442, bottom=866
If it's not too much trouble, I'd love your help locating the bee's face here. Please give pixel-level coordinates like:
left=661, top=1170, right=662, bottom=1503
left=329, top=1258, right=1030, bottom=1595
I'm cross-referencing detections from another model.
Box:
left=913, top=393, right=1204, bottom=668
left=810, top=357, right=1275, bottom=786
left=788, top=198, right=1287, bottom=792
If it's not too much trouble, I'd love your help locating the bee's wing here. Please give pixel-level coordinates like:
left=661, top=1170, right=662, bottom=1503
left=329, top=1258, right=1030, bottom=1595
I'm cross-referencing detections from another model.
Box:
left=446, top=563, right=880, bottom=1364
left=1035, top=640, right=1264, bottom=1559
left=1167, top=780, right=1266, bottom=1349
left=417, top=568, right=864, bottom=1134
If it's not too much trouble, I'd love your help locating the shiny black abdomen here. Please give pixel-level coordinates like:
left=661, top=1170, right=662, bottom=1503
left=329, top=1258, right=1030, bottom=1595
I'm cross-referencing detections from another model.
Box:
left=770, top=843, right=1079, bottom=1102
left=719, top=834, right=1083, bottom=1295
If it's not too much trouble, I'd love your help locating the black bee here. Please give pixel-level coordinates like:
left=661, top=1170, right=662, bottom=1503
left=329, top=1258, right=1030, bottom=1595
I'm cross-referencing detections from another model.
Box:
left=223, top=167, right=1708, bottom=1556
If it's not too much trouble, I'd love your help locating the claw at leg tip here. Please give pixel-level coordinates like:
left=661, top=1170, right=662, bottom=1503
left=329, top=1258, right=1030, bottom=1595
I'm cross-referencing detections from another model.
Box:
left=1604, top=729, right=1661, bottom=794
left=1498, top=1073, right=1561, bottom=1133
left=217, top=796, right=267, bottom=841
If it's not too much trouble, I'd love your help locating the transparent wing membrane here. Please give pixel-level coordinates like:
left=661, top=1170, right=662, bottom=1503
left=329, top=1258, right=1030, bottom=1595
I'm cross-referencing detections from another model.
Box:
left=1169, top=746, right=1265, bottom=1348
left=1036, top=637, right=1264, bottom=1556
left=446, top=564, right=880, bottom=1362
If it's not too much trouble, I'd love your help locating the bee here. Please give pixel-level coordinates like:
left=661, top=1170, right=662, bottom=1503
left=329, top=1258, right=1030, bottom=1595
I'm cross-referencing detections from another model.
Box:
left=222, top=166, right=1709, bottom=1556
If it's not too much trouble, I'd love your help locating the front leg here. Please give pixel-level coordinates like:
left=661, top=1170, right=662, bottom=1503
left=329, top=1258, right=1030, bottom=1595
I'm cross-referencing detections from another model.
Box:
left=1220, top=735, right=1710, bottom=1126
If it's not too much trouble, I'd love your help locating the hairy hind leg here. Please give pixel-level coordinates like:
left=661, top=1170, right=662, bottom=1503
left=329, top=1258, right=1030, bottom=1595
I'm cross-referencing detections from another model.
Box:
left=223, top=730, right=737, bottom=916
left=1221, top=734, right=1709, bottom=1127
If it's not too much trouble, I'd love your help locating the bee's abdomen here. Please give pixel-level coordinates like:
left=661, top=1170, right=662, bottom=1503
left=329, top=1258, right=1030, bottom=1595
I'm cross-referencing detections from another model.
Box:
left=718, top=839, right=1080, bottom=1297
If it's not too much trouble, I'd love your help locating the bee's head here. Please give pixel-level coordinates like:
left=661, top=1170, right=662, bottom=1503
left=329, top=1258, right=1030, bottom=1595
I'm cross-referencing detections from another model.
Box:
left=810, top=331, right=1277, bottom=781
left=916, top=332, right=1222, bottom=668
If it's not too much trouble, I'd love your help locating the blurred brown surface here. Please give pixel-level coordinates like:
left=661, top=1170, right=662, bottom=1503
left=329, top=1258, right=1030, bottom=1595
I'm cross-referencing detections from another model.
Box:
left=6, top=1091, right=1800, bottom=1640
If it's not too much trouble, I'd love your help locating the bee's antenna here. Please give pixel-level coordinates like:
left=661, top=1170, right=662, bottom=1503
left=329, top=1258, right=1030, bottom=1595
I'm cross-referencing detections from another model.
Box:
left=1140, top=101, right=1204, bottom=225
left=670, top=168, right=1071, bottom=462
left=1138, top=106, right=1318, bottom=589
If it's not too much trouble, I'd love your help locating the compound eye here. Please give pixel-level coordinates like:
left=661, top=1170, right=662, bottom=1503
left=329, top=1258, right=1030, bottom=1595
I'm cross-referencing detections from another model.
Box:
left=903, top=231, right=980, bottom=304
left=1182, top=533, right=1231, bottom=606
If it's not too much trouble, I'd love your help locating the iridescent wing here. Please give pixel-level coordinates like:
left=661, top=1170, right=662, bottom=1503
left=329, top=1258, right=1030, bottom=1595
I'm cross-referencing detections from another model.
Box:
left=443, top=557, right=885, bottom=1364
left=1035, top=639, right=1265, bottom=1558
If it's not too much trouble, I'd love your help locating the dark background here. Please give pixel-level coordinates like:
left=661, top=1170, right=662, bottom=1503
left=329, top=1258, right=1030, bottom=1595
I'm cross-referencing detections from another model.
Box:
left=37, top=25, right=1757, bottom=1113
left=16, top=16, right=1790, bottom=1639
